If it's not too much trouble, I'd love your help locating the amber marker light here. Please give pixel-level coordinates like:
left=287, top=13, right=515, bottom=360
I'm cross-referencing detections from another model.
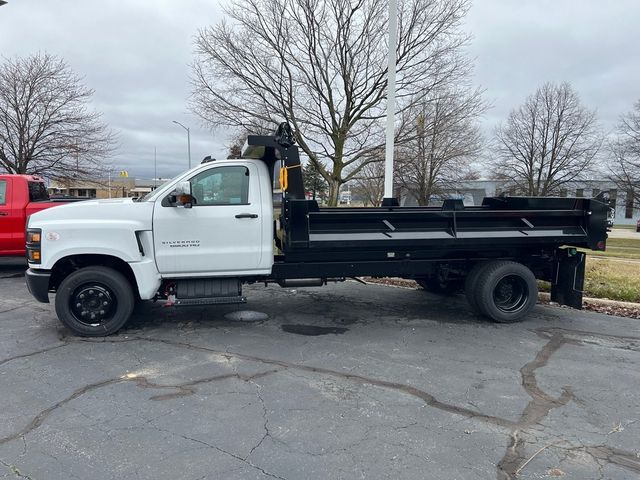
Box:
left=27, top=231, right=41, bottom=243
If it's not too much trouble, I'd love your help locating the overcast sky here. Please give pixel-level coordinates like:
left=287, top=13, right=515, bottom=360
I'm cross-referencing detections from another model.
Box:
left=1, top=0, right=639, bottom=180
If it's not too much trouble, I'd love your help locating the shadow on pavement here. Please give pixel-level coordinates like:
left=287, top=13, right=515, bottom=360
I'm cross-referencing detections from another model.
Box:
left=0, top=257, right=27, bottom=278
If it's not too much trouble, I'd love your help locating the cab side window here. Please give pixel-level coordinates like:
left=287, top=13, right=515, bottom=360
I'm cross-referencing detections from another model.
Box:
left=190, top=166, right=250, bottom=206
left=28, top=182, right=49, bottom=202
left=0, top=180, right=6, bottom=205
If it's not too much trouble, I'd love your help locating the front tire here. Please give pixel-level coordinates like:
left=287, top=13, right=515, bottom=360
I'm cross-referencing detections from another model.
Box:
left=55, top=266, right=135, bottom=337
left=473, top=261, right=537, bottom=323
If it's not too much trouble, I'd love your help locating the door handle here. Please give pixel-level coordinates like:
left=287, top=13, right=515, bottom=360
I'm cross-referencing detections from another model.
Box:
left=0, top=212, right=7, bottom=216
left=235, top=213, right=258, bottom=219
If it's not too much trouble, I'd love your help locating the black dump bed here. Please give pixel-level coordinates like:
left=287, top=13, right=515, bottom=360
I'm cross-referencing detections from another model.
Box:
left=281, top=196, right=609, bottom=261
left=243, top=127, right=610, bottom=268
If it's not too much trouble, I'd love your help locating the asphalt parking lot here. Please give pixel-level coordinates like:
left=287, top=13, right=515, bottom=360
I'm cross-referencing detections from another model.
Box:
left=1, top=258, right=639, bottom=480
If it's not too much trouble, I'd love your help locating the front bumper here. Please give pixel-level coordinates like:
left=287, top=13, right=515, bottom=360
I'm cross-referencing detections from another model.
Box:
left=25, top=268, right=51, bottom=303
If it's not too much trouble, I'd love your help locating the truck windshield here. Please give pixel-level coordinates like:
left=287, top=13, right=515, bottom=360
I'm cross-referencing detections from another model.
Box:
left=28, top=182, right=50, bottom=202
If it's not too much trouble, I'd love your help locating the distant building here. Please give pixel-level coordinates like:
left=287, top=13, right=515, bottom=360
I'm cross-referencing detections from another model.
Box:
left=48, top=178, right=162, bottom=199
left=400, top=179, right=639, bottom=225
left=339, top=190, right=352, bottom=205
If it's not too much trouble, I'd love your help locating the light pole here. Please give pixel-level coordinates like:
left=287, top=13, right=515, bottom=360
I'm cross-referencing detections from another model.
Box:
left=154, top=146, right=157, bottom=189
left=172, top=120, right=191, bottom=169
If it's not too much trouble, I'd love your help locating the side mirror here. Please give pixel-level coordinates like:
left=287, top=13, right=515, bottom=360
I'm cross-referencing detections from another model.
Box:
left=174, top=181, right=191, bottom=196
left=167, top=181, right=194, bottom=208
left=177, top=194, right=194, bottom=209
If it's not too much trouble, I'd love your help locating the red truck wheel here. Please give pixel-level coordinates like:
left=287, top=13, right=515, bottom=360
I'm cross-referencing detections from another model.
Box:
left=55, top=266, right=134, bottom=336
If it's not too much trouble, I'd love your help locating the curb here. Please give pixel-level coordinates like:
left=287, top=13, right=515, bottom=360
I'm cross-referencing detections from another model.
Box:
left=539, top=292, right=640, bottom=309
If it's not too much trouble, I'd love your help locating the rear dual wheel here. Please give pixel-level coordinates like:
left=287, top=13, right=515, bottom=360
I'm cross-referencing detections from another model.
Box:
left=465, top=261, right=537, bottom=323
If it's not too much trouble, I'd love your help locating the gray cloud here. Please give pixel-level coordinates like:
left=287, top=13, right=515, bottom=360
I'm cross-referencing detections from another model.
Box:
left=1, top=0, right=227, bottom=180
left=1, top=0, right=639, bottom=180
left=465, top=0, right=640, bottom=133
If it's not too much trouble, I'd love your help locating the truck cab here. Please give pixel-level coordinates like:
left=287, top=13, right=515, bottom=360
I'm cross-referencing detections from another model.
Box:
left=25, top=157, right=275, bottom=305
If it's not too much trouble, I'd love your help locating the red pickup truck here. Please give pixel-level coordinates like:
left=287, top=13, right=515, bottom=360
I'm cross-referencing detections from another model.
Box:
left=0, top=174, right=77, bottom=256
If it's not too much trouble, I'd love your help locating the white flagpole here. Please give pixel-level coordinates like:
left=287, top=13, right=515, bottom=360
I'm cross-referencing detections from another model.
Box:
left=383, top=0, right=398, bottom=202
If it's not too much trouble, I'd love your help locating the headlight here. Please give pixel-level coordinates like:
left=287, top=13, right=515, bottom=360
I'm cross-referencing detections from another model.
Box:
left=27, top=230, right=41, bottom=244
left=26, top=228, right=42, bottom=264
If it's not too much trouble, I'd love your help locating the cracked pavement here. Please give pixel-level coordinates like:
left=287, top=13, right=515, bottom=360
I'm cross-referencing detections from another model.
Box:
left=0, top=258, right=639, bottom=479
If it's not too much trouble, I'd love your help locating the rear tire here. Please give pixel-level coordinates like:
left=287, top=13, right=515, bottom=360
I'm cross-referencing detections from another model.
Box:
left=464, top=262, right=487, bottom=313
left=55, top=266, right=135, bottom=337
left=474, top=261, right=537, bottom=323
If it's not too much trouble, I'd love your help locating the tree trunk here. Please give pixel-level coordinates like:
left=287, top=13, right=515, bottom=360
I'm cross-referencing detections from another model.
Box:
left=327, top=179, right=341, bottom=207
left=326, top=141, right=345, bottom=207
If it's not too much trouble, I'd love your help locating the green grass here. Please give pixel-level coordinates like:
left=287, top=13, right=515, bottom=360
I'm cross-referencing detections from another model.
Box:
left=541, top=236, right=640, bottom=303
left=578, top=237, right=640, bottom=302
left=540, top=257, right=640, bottom=303
left=588, top=249, right=640, bottom=260
left=584, top=258, right=640, bottom=303
left=611, top=224, right=637, bottom=230
left=607, top=237, right=640, bottom=249
left=579, top=237, right=640, bottom=260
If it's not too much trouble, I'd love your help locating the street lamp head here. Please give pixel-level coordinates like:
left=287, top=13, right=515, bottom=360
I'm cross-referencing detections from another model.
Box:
left=172, top=120, right=190, bottom=133
left=0, top=1, right=8, bottom=6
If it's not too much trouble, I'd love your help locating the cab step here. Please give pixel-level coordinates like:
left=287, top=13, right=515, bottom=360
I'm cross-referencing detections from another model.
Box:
left=174, top=296, right=246, bottom=306
left=173, top=278, right=245, bottom=306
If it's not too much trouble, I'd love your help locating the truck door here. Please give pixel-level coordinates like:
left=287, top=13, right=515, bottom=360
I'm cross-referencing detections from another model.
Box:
left=0, top=179, right=23, bottom=254
left=0, top=179, right=10, bottom=251
left=153, top=164, right=264, bottom=275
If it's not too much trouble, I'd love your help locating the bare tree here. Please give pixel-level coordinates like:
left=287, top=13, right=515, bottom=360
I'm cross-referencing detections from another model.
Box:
left=0, top=53, right=116, bottom=180
left=351, top=159, right=385, bottom=206
left=609, top=99, right=640, bottom=206
left=395, top=84, right=484, bottom=205
left=191, top=0, right=472, bottom=205
left=493, top=82, right=602, bottom=196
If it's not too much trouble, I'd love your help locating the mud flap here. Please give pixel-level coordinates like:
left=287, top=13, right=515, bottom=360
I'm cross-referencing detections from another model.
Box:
left=551, top=249, right=586, bottom=309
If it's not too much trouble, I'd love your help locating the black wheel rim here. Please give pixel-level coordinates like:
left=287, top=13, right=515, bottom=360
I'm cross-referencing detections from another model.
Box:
left=493, top=275, right=528, bottom=313
left=69, top=283, right=117, bottom=326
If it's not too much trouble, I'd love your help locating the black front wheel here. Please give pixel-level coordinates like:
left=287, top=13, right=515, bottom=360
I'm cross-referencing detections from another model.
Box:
left=472, top=261, right=537, bottom=323
left=55, top=266, right=135, bottom=336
